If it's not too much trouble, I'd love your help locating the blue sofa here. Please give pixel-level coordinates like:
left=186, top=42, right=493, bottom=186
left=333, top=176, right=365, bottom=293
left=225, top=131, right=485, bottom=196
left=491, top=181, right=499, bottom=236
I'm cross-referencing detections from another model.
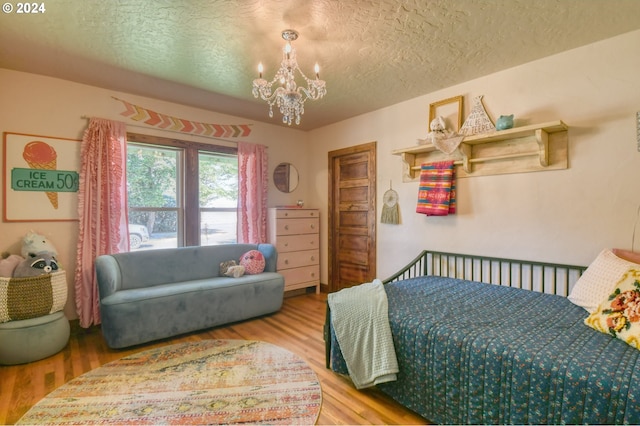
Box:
left=95, top=243, right=284, bottom=348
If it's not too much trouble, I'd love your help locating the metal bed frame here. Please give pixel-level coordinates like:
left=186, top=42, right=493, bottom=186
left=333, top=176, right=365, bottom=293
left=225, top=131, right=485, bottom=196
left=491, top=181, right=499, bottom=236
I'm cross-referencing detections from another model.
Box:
left=324, top=249, right=587, bottom=368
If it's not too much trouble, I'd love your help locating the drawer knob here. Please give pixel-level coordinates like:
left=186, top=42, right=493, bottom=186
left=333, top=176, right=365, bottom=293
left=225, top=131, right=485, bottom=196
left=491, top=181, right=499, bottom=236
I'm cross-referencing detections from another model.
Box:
left=311, top=272, right=316, bottom=277
left=310, top=256, right=315, bottom=261
left=310, top=224, right=315, bottom=229
left=284, top=242, right=289, bottom=247
left=284, top=225, right=289, bottom=230
left=284, top=259, right=289, bottom=265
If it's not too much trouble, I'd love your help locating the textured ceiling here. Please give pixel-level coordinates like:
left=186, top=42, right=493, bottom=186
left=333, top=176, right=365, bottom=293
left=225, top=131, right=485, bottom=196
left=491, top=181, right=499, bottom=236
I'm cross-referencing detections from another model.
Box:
left=1, top=0, right=640, bottom=130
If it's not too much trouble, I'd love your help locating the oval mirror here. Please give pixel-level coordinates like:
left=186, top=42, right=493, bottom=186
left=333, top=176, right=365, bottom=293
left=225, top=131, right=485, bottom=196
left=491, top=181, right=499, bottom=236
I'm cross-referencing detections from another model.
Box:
left=273, top=162, right=299, bottom=193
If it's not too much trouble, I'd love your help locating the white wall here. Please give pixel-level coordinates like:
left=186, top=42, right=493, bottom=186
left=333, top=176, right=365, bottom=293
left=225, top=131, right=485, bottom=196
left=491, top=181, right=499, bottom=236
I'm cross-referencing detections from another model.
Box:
left=0, top=70, right=310, bottom=319
left=309, top=30, right=640, bottom=282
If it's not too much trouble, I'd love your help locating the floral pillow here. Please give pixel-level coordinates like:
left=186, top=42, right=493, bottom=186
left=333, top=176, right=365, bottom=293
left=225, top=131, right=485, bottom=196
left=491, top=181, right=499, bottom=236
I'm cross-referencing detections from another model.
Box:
left=585, top=268, right=640, bottom=350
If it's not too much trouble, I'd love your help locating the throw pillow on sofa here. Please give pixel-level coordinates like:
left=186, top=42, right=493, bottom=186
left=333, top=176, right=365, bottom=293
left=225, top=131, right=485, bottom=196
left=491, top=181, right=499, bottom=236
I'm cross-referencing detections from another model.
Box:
left=239, top=250, right=265, bottom=274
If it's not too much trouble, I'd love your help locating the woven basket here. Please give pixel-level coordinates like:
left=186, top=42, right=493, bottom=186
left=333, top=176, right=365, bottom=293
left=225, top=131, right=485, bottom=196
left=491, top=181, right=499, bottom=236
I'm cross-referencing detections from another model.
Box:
left=0, top=271, right=67, bottom=323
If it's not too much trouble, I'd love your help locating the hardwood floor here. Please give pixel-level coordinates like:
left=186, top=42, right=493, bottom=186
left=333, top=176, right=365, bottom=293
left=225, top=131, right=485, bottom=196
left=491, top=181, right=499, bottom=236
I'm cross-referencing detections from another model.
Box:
left=0, top=292, right=429, bottom=425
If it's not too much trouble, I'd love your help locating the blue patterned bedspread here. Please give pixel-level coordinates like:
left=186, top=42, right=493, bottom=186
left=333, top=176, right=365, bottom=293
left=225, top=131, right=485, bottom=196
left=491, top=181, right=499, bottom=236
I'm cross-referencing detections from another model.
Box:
left=330, top=276, right=640, bottom=424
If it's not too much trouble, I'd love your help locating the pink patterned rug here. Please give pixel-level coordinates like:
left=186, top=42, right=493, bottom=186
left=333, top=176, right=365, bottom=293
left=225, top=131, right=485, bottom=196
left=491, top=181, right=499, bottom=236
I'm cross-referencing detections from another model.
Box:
left=17, top=340, right=322, bottom=425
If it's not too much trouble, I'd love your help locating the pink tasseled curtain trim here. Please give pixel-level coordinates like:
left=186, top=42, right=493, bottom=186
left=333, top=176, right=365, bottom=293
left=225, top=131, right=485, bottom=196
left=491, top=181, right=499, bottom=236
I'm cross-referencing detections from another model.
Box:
left=74, top=118, right=128, bottom=328
left=237, top=142, right=268, bottom=244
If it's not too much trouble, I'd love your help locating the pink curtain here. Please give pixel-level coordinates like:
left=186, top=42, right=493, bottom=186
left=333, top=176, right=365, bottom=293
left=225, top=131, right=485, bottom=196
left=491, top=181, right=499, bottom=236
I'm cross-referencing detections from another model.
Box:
left=74, top=118, right=128, bottom=328
left=237, top=142, right=268, bottom=243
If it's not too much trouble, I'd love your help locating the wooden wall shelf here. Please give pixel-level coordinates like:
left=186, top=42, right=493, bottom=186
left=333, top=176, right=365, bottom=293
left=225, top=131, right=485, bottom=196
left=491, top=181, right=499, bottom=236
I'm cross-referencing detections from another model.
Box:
left=392, top=120, right=569, bottom=181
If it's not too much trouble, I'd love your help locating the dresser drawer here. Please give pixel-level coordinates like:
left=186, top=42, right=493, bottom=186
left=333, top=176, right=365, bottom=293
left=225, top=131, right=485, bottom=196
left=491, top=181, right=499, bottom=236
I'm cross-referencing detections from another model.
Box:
left=277, top=249, right=319, bottom=270
left=275, top=209, right=318, bottom=219
left=275, top=234, right=319, bottom=253
left=275, top=218, right=318, bottom=236
left=279, top=265, right=319, bottom=287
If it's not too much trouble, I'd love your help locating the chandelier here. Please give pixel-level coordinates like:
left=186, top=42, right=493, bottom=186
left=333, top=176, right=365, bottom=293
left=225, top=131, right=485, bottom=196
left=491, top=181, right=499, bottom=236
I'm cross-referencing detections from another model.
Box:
left=252, top=29, right=327, bottom=126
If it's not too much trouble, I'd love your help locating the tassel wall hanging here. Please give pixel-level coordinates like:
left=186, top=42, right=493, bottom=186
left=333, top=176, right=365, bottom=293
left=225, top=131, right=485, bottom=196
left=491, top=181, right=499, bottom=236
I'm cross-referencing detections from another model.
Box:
left=381, top=181, right=400, bottom=224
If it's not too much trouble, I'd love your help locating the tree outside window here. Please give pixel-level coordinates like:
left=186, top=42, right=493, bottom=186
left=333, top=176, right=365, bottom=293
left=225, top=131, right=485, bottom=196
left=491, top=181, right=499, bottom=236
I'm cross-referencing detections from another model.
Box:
left=199, top=152, right=238, bottom=246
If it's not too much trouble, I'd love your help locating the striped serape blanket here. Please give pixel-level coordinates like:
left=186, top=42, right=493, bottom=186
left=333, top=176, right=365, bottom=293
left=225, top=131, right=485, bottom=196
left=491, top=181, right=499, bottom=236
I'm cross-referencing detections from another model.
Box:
left=416, top=160, right=456, bottom=216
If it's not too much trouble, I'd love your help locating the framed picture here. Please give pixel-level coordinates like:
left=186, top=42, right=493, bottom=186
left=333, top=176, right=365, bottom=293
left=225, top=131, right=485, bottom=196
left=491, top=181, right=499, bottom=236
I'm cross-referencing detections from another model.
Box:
left=429, top=95, right=464, bottom=132
left=3, top=132, right=81, bottom=222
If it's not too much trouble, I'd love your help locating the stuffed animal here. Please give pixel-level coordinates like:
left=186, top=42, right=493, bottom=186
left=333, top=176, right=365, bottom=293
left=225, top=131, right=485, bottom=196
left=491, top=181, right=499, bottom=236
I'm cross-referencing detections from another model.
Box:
left=0, top=252, right=23, bottom=277
left=219, top=260, right=237, bottom=276
left=224, top=265, right=245, bottom=278
left=13, top=251, right=59, bottom=278
left=426, top=116, right=450, bottom=143
left=239, top=250, right=266, bottom=274
left=21, top=231, right=58, bottom=259
left=430, top=115, right=447, bottom=133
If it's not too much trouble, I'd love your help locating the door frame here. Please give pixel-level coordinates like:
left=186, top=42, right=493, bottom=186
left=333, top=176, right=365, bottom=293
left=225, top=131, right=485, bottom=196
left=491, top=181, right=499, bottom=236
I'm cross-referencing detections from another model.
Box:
left=327, top=141, right=377, bottom=293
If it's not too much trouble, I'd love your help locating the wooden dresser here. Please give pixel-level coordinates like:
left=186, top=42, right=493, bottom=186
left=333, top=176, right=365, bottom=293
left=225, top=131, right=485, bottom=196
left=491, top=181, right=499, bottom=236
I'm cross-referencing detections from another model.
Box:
left=268, top=208, right=320, bottom=293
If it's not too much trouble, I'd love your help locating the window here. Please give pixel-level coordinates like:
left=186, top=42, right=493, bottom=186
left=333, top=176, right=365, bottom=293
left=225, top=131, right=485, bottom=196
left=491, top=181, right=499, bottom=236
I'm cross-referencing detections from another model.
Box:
left=126, top=133, right=238, bottom=250
left=199, top=151, right=238, bottom=246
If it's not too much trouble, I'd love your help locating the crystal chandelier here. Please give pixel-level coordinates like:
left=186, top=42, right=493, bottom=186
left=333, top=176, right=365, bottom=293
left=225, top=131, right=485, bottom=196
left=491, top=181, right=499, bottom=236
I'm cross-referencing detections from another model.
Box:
left=252, top=29, right=327, bottom=126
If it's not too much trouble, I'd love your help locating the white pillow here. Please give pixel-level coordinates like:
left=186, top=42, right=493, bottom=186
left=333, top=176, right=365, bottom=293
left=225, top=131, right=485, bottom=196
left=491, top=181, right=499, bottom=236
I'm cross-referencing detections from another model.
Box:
left=568, top=249, right=640, bottom=313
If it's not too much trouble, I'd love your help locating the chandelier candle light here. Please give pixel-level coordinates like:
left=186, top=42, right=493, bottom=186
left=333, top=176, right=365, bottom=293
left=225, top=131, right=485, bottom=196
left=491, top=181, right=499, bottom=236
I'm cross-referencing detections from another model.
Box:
left=252, top=29, right=327, bottom=126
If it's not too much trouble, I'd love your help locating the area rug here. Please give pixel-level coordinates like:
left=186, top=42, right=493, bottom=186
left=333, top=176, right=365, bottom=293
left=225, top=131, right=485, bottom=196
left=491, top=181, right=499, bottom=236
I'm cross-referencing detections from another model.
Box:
left=17, top=339, right=322, bottom=425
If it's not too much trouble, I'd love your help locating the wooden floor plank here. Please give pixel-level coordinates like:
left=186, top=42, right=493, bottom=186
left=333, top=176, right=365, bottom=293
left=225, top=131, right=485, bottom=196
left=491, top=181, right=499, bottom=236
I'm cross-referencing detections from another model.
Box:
left=0, top=292, right=429, bottom=425
left=0, top=365, right=16, bottom=425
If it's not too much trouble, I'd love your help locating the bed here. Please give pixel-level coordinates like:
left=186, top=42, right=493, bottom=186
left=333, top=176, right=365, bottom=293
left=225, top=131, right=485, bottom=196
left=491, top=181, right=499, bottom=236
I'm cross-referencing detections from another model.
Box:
left=325, top=250, right=640, bottom=425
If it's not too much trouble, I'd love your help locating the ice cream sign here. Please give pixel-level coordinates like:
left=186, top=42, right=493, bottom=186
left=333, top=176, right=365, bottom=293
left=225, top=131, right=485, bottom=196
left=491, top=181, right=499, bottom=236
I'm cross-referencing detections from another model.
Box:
left=11, top=141, right=79, bottom=209
left=4, top=132, right=81, bottom=222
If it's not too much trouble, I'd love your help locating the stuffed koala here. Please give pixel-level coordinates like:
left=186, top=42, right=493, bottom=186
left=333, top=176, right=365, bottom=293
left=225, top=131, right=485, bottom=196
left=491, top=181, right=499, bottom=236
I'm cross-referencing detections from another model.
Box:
left=13, top=251, right=59, bottom=278
left=21, top=231, right=58, bottom=259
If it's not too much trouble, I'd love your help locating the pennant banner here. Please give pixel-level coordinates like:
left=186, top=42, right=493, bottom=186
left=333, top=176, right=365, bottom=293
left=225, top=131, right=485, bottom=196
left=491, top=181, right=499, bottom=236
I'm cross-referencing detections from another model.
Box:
left=113, top=97, right=252, bottom=138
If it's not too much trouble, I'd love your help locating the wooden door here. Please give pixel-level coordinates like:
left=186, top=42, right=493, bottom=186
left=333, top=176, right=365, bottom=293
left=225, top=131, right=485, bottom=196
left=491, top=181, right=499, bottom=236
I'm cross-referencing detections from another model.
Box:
left=328, top=142, right=376, bottom=292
